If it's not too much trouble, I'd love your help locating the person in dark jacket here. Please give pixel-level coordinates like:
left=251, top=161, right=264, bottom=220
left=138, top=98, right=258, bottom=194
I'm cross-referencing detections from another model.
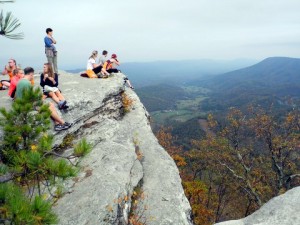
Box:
left=40, top=63, right=68, bottom=109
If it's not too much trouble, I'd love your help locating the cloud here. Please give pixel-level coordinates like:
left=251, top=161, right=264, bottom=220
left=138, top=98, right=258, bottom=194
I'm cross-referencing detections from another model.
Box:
left=1, top=0, right=300, bottom=69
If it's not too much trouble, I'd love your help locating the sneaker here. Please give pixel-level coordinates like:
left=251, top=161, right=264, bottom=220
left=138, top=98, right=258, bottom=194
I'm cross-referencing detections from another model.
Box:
left=58, top=100, right=67, bottom=109
left=62, top=122, right=72, bottom=130
left=54, top=124, right=64, bottom=131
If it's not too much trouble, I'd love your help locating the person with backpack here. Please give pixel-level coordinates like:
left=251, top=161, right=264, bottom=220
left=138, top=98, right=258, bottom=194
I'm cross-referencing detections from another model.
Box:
left=101, top=54, right=120, bottom=74
left=102, top=54, right=134, bottom=89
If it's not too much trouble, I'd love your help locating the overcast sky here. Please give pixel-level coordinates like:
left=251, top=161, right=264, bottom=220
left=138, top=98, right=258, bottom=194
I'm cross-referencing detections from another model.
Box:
left=1, top=0, right=300, bottom=69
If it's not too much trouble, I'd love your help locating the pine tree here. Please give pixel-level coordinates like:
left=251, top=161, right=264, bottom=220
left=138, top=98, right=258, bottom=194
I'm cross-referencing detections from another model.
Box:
left=0, top=87, right=92, bottom=224
left=0, top=10, right=24, bottom=39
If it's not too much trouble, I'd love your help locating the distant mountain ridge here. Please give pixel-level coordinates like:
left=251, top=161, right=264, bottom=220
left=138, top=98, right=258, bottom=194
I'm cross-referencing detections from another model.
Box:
left=202, top=57, right=300, bottom=90
left=67, top=58, right=258, bottom=87
left=191, top=57, right=300, bottom=111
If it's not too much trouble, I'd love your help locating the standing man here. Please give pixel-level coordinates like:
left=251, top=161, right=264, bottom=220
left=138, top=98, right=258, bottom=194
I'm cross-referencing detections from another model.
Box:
left=44, top=28, right=58, bottom=74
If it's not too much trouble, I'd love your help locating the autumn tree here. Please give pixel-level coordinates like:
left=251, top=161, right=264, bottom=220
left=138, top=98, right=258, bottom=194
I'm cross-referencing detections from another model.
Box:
left=191, top=107, right=300, bottom=220
left=156, top=127, right=186, bottom=168
left=156, top=127, right=214, bottom=225
left=247, top=107, right=300, bottom=192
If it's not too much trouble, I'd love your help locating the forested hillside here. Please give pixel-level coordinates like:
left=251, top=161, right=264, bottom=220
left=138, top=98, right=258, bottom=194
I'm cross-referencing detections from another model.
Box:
left=199, top=57, right=300, bottom=111
left=144, top=57, right=300, bottom=224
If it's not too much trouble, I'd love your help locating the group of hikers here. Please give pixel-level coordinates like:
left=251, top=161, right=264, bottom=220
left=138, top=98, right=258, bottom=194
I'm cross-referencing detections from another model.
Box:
left=0, top=27, right=133, bottom=131
left=83, top=50, right=134, bottom=89
left=1, top=62, right=72, bottom=131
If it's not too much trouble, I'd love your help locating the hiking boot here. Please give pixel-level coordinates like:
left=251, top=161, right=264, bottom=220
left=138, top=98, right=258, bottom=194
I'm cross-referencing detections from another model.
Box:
left=54, top=124, right=64, bottom=131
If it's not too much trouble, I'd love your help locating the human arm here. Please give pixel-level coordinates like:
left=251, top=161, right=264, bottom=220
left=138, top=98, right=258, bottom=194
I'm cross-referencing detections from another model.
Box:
left=47, top=75, right=57, bottom=86
left=92, top=63, right=101, bottom=69
left=50, top=36, right=56, bottom=44
left=2, top=65, right=8, bottom=75
left=113, top=58, right=120, bottom=66
left=54, top=74, right=58, bottom=86
left=40, top=74, right=46, bottom=87
left=44, top=37, right=52, bottom=47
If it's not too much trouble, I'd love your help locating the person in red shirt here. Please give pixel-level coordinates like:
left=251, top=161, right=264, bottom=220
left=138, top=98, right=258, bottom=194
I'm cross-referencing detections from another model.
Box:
left=8, top=68, right=24, bottom=98
left=1, top=58, right=17, bottom=89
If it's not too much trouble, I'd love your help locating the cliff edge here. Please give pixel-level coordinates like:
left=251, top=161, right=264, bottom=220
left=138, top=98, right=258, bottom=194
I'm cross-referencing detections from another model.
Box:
left=215, top=186, right=300, bottom=225
left=0, top=72, right=192, bottom=225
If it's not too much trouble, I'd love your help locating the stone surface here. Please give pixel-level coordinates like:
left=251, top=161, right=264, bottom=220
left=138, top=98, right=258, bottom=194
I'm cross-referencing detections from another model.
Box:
left=215, top=186, right=300, bottom=225
left=0, top=72, right=193, bottom=225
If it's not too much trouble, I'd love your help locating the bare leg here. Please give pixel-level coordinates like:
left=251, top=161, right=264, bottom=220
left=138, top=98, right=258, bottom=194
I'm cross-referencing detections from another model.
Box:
left=126, top=79, right=134, bottom=88
left=2, top=81, right=10, bottom=88
left=49, top=102, right=64, bottom=124
left=55, top=90, right=65, bottom=101
left=101, top=68, right=110, bottom=76
left=48, top=92, right=60, bottom=103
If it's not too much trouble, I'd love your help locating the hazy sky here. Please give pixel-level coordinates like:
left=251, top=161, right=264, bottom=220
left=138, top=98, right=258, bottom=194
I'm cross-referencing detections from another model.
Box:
left=1, top=0, right=300, bottom=69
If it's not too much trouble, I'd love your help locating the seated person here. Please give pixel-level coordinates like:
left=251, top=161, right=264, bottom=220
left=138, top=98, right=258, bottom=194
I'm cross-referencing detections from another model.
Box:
left=86, top=50, right=108, bottom=78
left=1, top=58, right=17, bottom=89
left=102, top=54, right=134, bottom=89
left=8, top=68, right=24, bottom=98
left=101, top=54, right=120, bottom=74
left=98, top=50, right=108, bottom=66
left=40, top=63, right=68, bottom=109
left=16, top=67, right=71, bottom=131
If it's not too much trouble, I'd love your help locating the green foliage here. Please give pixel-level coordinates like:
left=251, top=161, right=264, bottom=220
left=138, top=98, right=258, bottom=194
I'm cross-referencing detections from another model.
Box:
left=57, top=134, right=74, bottom=151
left=31, top=196, right=58, bottom=224
left=0, top=10, right=24, bottom=39
left=170, top=118, right=206, bottom=149
left=0, top=183, right=58, bottom=224
left=0, top=86, right=50, bottom=155
left=0, top=87, right=92, bottom=224
left=73, top=138, right=92, bottom=157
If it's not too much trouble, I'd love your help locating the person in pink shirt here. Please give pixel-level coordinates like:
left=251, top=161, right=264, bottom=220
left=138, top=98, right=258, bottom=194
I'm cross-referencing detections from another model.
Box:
left=8, top=68, right=24, bottom=98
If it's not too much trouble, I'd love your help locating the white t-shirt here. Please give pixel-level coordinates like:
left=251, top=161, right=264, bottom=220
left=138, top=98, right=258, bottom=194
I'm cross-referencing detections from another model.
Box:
left=87, top=58, right=96, bottom=70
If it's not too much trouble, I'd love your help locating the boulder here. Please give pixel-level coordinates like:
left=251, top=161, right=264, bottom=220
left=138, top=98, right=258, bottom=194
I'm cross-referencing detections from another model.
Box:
left=215, top=186, right=300, bottom=225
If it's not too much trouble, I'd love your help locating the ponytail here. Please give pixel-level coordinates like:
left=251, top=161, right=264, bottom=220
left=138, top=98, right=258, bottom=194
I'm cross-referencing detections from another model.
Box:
left=89, top=50, right=98, bottom=59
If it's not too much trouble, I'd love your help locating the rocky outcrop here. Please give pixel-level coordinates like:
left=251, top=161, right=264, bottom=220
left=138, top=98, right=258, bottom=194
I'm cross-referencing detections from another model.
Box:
left=215, top=186, right=300, bottom=225
left=0, top=72, right=192, bottom=225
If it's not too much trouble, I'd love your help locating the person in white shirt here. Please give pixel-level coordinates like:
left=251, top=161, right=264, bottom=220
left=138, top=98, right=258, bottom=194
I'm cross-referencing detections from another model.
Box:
left=85, top=50, right=109, bottom=78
